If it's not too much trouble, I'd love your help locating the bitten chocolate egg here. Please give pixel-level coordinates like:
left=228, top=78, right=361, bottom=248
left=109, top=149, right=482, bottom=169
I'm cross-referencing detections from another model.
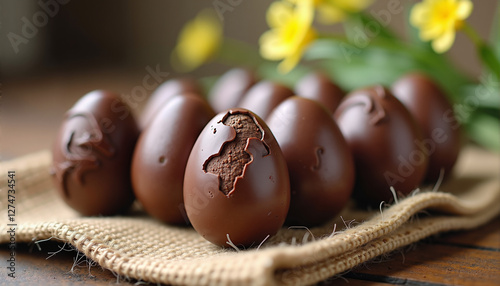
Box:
left=391, top=73, right=461, bottom=184
left=131, top=94, right=215, bottom=224
left=140, top=77, right=203, bottom=129
left=51, top=90, right=139, bottom=216
left=208, top=68, right=257, bottom=113
left=184, top=108, right=290, bottom=247
left=334, top=86, right=428, bottom=206
left=295, top=72, right=345, bottom=113
left=238, top=81, right=293, bottom=120
left=267, top=97, right=355, bottom=226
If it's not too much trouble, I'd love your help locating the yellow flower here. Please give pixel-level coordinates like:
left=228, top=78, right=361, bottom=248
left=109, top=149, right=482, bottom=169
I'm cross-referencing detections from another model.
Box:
left=171, top=9, right=222, bottom=72
left=260, top=0, right=316, bottom=74
left=410, top=0, right=473, bottom=53
left=315, top=0, right=373, bottom=24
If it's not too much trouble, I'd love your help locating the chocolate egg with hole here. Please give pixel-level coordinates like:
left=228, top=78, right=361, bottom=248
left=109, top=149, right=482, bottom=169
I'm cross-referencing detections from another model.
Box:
left=184, top=108, right=290, bottom=247
left=131, top=94, right=215, bottom=224
left=140, top=77, right=203, bottom=129
left=267, top=97, right=355, bottom=226
left=237, top=81, right=293, bottom=120
left=51, top=90, right=139, bottom=216
left=391, top=73, right=461, bottom=184
left=295, top=72, right=345, bottom=113
left=209, top=68, right=257, bottom=113
left=334, top=86, right=428, bottom=206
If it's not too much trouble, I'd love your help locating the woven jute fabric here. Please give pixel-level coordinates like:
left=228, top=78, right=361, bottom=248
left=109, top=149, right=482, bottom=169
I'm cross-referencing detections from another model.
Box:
left=1, top=146, right=499, bottom=285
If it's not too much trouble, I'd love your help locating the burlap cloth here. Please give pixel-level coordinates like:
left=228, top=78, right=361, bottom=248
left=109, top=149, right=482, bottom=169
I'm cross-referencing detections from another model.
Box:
left=1, top=145, right=499, bottom=285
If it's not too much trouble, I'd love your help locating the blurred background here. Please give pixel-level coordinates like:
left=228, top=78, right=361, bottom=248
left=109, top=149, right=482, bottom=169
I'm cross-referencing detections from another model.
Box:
left=0, top=0, right=496, bottom=159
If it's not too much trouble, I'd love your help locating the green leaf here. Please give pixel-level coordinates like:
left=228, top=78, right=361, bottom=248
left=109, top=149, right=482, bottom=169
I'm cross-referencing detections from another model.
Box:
left=460, top=82, right=500, bottom=110
left=478, top=44, right=500, bottom=81
left=465, top=112, right=500, bottom=152
left=490, top=2, right=500, bottom=59
left=304, top=37, right=470, bottom=101
left=303, top=38, right=351, bottom=62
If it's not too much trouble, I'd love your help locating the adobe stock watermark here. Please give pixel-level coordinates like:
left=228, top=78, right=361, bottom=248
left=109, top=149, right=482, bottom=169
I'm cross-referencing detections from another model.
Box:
left=338, top=0, right=404, bottom=63
left=453, top=73, right=499, bottom=124
left=100, top=64, right=170, bottom=134
left=384, top=73, right=499, bottom=187
left=212, top=0, right=244, bottom=21
left=7, top=0, right=71, bottom=54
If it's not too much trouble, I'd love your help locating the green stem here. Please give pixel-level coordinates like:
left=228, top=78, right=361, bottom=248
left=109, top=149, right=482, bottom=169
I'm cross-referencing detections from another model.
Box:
left=462, top=22, right=500, bottom=81
left=462, top=22, right=482, bottom=47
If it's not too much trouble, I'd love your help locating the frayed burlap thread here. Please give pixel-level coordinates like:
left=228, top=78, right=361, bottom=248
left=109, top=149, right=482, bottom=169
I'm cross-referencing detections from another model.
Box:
left=1, top=146, right=499, bottom=286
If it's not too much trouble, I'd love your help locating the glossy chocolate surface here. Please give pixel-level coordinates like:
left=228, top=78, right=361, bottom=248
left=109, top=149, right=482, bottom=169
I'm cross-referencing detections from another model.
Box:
left=267, top=97, right=355, bottom=226
left=131, top=94, right=215, bottom=224
left=237, top=81, right=294, bottom=120
left=51, top=90, right=139, bottom=216
left=208, top=68, right=257, bottom=113
left=295, top=72, right=345, bottom=113
left=140, top=77, right=203, bottom=129
left=392, top=73, right=461, bottom=184
left=334, top=86, right=428, bottom=205
left=183, top=108, right=290, bottom=247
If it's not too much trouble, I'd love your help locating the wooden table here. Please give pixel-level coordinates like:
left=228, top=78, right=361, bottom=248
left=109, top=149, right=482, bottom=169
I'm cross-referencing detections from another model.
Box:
left=1, top=70, right=499, bottom=285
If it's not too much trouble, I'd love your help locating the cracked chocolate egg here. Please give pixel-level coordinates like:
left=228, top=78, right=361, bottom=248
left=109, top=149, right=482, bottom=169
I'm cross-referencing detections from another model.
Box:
left=267, top=97, right=355, bottom=226
left=51, top=90, right=139, bottom=216
left=391, top=73, right=461, bottom=184
left=334, top=86, right=428, bottom=206
left=183, top=108, right=290, bottom=247
left=131, top=94, right=215, bottom=224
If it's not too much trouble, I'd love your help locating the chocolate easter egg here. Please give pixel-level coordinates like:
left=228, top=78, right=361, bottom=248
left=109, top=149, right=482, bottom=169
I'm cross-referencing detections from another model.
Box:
left=132, top=94, right=215, bottom=224
left=392, top=73, right=461, bottom=184
left=184, top=108, right=290, bottom=247
left=51, top=90, right=139, bottom=216
left=267, top=97, right=355, bottom=226
left=334, top=86, right=428, bottom=206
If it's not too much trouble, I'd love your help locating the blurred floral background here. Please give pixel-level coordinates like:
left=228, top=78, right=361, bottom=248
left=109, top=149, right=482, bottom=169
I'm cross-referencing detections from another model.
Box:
left=0, top=0, right=499, bottom=158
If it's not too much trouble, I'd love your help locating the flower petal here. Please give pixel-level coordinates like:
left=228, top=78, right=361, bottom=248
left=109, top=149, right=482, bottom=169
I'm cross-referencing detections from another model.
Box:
left=260, top=0, right=316, bottom=73
left=410, top=3, right=427, bottom=27
left=267, top=1, right=293, bottom=28
left=455, top=0, right=473, bottom=19
left=336, top=0, right=373, bottom=13
left=173, top=9, right=222, bottom=71
left=317, top=3, right=347, bottom=24
left=277, top=28, right=316, bottom=74
left=420, top=24, right=444, bottom=41
left=259, top=30, right=290, bottom=60
left=432, top=30, right=455, bottom=53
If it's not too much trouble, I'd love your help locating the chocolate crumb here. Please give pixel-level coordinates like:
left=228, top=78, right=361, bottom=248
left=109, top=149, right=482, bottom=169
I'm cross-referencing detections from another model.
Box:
left=205, top=113, right=262, bottom=195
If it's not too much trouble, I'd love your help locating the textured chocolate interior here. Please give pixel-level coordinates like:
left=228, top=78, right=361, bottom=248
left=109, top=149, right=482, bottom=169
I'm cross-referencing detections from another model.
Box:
left=204, top=113, right=262, bottom=195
